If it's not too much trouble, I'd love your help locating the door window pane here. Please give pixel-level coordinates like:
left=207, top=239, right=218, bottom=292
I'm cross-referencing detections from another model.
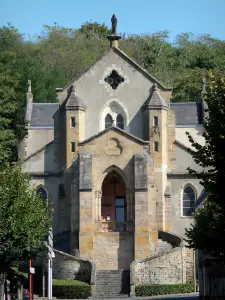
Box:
left=116, top=207, right=125, bottom=222
left=116, top=198, right=124, bottom=206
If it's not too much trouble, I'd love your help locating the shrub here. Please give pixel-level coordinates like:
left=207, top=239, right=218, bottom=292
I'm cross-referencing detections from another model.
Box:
left=135, top=282, right=194, bottom=297
left=52, top=279, right=91, bottom=299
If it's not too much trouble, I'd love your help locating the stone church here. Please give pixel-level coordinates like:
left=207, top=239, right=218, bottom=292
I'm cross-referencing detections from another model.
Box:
left=20, top=17, right=205, bottom=296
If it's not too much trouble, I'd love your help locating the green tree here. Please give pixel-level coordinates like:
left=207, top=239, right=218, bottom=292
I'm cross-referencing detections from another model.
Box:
left=185, top=72, right=225, bottom=257
left=79, top=21, right=111, bottom=38
left=0, top=164, right=51, bottom=300
left=0, top=25, right=28, bottom=163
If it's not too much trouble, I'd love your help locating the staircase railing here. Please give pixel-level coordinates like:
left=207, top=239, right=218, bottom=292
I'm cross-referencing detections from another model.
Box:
left=158, top=229, right=183, bottom=248
left=95, top=221, right=134, bottom=232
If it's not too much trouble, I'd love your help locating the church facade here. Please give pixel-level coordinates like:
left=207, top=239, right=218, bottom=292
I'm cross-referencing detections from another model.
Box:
left=20, top=25, right=205, bottom=292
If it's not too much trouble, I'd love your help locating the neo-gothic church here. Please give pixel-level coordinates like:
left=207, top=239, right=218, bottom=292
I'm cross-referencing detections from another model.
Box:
left=20, top=17, right=205, bottom=297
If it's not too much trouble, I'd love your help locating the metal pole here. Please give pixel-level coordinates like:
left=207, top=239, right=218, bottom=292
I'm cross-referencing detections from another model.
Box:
left=194, top=250, right=196, bottom=292
left=48, top=228, right=53, bottom=300
left=42, top=263, right=45, bottom=300
left=50, top=259, right=52, bottom=300
left=48, top=259, right=51, bottom=300
left=29, top=259, right=32, bottom=300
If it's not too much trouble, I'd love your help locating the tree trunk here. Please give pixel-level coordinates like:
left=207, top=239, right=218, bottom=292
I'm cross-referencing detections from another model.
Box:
left=0, top=270, right=7, bottom=300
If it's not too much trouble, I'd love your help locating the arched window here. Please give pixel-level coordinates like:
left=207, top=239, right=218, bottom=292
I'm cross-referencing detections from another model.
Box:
left=36, top=186, right=48, bottom=201
left=100, top=100, right=129, bottom=132
left=105, top=114, right=113, bottom=129
left=182, top=185, right=196, bottom=216
left=116, top=114, right=124, bottom=130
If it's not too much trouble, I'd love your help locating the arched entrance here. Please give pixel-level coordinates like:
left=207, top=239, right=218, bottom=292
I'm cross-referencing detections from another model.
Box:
left=101, top=170, right=127, bottom=232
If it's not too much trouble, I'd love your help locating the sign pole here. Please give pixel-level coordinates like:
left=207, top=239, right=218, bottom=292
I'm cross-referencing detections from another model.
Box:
left=29, top=259, right=33, bottom=300
left=47, top=229, right=54, bottom=300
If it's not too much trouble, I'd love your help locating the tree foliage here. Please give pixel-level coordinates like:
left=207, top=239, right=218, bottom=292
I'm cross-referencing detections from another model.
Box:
left=185, top=72, right=225, bottom=257
left=0, top=25, right=25, bottom=163
left=1, top=22, right=225, bottom=104
left=0, top=163, right=51, bottom=299
left=1, top=22, right=225, bottom=162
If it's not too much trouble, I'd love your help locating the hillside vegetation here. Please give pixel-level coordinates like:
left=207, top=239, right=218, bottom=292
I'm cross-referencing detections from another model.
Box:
left=1, top=22, right=225, bottom=161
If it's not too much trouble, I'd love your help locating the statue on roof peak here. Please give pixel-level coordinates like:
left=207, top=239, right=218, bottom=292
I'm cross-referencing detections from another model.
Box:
left=111, top=14, right=117, bottom=34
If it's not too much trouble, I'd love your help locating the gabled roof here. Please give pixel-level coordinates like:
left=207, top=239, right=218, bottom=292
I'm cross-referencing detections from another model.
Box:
left=79, top=126, right=149, bottom=146
left=170, top=102, right=203, bottom=125
left=174, top=140, right=192, bottom=153
left=66, top=85, right=86, bottom=110
left=62, top=47, right=173, bottom=92
left=148, top=84, right=168, bottom=110
left=30, top=103, right=59, bottom=127
left=23, top=141, right=54, bottom=162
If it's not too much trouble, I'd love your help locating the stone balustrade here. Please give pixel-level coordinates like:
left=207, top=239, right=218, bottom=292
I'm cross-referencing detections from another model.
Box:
left=95, top=221, right=134, bottom=232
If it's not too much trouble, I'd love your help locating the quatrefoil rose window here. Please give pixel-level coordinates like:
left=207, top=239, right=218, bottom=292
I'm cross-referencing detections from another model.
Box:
left=104, top=70, right=124, bottom=90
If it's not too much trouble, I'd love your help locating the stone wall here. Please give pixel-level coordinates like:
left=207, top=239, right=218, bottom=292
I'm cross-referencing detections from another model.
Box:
left=94, top=232, right=134, bottom=270
left=130, top=247, right=186, bottom=288
left=186, top=247, right=194, bottom=282
left=53, top=249, right=95, bottom=284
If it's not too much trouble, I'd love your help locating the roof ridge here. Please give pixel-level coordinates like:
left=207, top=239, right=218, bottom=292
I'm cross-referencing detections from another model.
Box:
left=112, top=48, right=173, bottom=91
left=22, top=141, right=54, bottom=162
left=61, top=47, right=173, bottom=92
left=79, top=126, right=149, bottom=146
left=33, top=102, right=58, bottom=104
left=170, top=102, right=199, bottom=105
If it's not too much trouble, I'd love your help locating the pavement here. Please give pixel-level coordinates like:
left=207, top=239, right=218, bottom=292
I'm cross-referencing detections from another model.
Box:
left=133, top=292, right=199, bottom=299
left=88, top=292, right=199, bottom=300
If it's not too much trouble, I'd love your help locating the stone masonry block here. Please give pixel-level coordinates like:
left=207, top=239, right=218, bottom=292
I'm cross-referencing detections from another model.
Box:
left=79, top=153, right=92, bottom=190
left=134, top=153, right=148, bottom=190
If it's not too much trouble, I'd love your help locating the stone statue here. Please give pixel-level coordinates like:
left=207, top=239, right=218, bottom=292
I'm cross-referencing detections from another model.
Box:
left=111, top=14, right=117, bottom=34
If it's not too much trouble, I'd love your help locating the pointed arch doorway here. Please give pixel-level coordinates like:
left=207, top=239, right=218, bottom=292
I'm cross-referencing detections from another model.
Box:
left=101, top=170, right=127, bottom=232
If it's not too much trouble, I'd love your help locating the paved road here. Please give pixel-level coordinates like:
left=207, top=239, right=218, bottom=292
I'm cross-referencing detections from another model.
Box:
left=133, top=293, right=199, bottom=300
left=93, top=294, right=199, bottom=300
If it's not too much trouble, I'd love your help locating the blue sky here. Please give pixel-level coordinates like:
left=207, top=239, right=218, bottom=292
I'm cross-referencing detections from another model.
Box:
left=1, top=0, right=225, bottom=41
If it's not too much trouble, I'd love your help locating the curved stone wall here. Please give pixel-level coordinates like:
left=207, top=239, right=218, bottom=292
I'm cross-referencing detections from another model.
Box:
left=53, top=249, right=95, bottom=284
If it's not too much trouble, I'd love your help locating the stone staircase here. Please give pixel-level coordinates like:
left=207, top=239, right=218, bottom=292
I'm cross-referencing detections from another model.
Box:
left=94, top=270, right=130, bottom=298
left=156, top=238, right=173, bottom=254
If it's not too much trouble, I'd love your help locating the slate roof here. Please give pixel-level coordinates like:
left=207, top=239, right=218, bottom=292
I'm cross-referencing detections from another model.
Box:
left=30, top=103, right=59, bottom=127
left=65, top=86, right=86, bottom=110
left=30, top=102, right=202, bottom=127
left=170, top=102, right=203, bottom=125
left=148, top=87, right=168, bottom=109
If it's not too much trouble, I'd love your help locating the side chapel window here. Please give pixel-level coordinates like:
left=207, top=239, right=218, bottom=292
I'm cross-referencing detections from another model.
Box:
left=105, top=114, right=113, bottom=129
left=116, top=114, right=124, bottom=130
left=182, top=185, right=196, bottom=216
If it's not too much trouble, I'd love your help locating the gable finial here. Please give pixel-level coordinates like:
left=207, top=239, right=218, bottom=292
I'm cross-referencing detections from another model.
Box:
left=152, top=83, right=158, bottom=91
left=71, top=84, right=76, bottom=94
left=201, top=75, right=207, bottom=97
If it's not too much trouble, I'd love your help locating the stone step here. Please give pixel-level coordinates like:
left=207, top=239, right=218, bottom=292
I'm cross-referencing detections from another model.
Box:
left=95, top=270, right=130, bottom=298
left=156, top=238, right=173, bottom=254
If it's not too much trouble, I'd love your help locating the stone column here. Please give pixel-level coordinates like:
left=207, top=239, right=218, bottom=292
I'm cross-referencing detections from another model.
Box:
left=79, top=153, right=94, bottom=260
left=95, top=191, right=102, bottom=221
left=134, top=154, right=150, bottom=259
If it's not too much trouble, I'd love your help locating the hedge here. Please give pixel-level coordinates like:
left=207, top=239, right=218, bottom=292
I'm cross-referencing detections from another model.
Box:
left=135, top=282, right=194, bottom=297
left=52, top=279, right=91, bottom=299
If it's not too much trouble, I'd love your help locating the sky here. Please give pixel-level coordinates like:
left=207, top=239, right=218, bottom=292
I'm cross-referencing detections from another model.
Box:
left=1, top=0, right=225, bottom=42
